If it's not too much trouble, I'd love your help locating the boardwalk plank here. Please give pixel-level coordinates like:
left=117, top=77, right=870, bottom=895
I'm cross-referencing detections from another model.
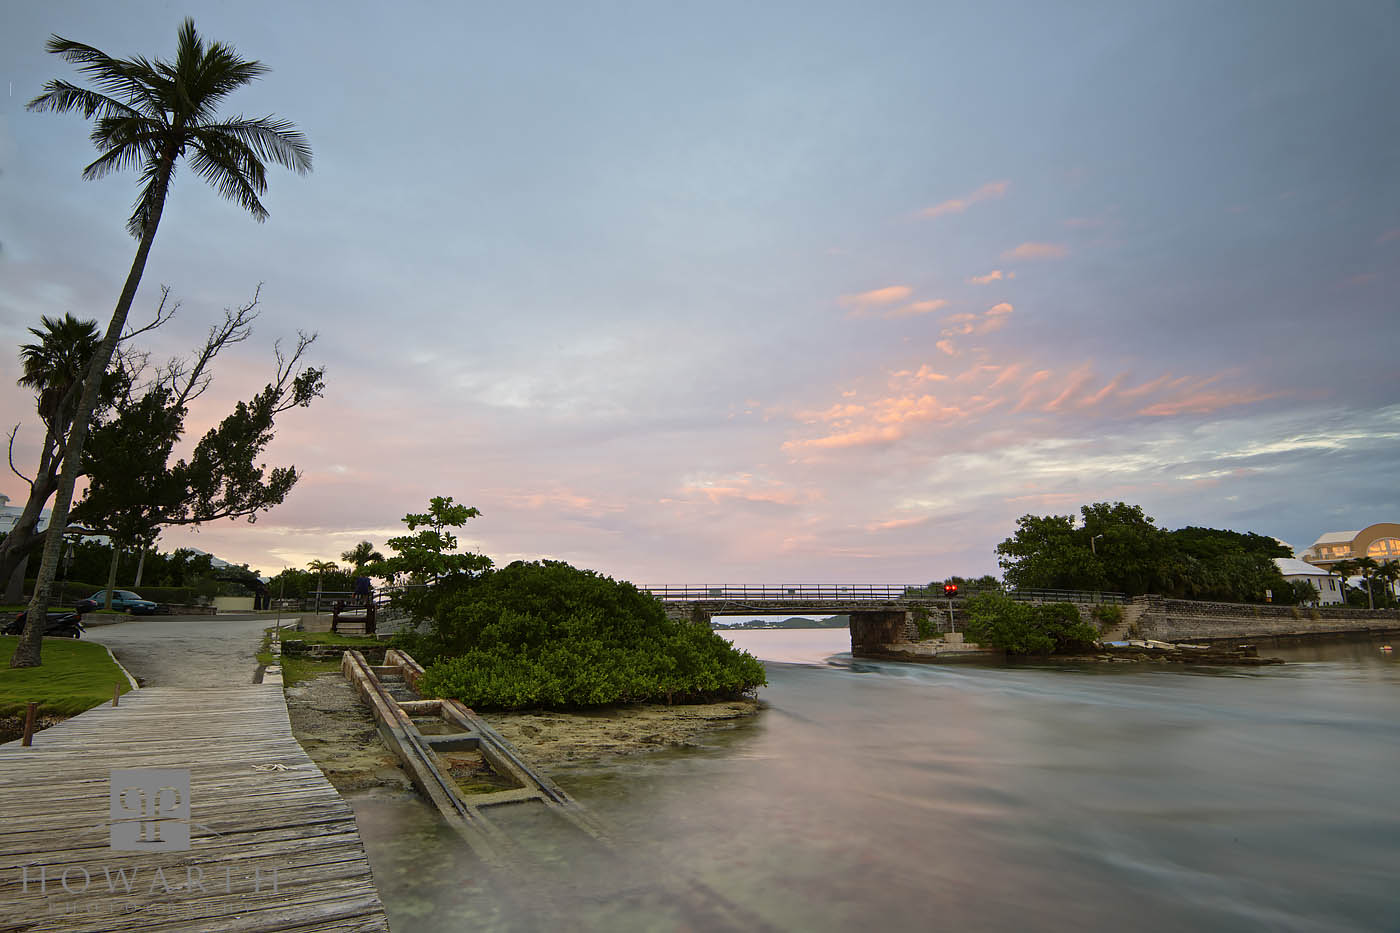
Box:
left=0, top=684, right=390, bottom=931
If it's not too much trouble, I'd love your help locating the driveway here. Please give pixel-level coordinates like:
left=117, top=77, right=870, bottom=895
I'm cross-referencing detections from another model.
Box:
left=86, top=613, right=274, bottom=687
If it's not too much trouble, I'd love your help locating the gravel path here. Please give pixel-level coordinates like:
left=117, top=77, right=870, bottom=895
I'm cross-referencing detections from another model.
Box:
left=85, top=614, right=272, bottom=687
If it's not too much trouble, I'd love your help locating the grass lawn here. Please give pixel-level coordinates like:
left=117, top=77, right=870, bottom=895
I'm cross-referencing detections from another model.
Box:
left=0, top=636, right=133, bottom=716
left=259, top=627, right=378, bottom=686
left=280, top=630, right=394, bottom=647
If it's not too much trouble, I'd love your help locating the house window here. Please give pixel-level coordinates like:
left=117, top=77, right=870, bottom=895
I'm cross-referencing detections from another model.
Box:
left=1366, top=537, right=1399, bottom=558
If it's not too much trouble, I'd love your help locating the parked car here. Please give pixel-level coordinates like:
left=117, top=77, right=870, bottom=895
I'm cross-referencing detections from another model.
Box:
left=87, top=590, right=159, bottom=614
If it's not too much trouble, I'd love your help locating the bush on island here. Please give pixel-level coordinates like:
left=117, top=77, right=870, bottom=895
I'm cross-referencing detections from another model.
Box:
left=962, top=594, right=1100, bottom=655
left=415, top=560, right=767, bottom=710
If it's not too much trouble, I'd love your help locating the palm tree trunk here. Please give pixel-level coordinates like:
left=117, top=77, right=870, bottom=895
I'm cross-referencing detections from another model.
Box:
left=103, top=543, right=121, bottom=610
left=9, top=176, right=169, bottom=668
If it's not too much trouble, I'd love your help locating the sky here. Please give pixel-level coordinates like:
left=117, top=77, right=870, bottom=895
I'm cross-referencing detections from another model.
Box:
left=1, top=1, right=1396, bottom=585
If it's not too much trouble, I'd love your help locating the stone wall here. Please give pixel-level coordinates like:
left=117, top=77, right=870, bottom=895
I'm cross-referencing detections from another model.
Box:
left=849, top=610, right=918, bottom=654
left=1134, top=596, right=1400, bottom=641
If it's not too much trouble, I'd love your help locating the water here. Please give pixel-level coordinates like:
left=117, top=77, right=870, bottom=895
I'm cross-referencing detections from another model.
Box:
left=349, top=631, right=1400, bottom=931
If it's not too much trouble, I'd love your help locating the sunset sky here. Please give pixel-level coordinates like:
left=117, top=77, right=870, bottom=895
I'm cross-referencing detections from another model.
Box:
left=1, top=1, right=1396, bottom=584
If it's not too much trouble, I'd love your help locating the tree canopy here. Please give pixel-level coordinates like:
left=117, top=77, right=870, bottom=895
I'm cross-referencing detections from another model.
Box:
left=996, top=502, right=1293, bottom=602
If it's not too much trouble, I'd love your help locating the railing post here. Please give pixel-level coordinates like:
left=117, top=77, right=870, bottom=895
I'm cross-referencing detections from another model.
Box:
left=21, top=702, right=37, bottom=747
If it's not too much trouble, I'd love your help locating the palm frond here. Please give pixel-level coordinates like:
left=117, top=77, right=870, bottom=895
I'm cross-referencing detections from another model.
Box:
left=82, top=134, right=160, bottom=182
left=27, top=80, right=138, bottom=121
left=187, top=133, right=269, bottom=222
left=42, top=37, right=165, bottom=112
left=199, top=116, right=312, bottom=173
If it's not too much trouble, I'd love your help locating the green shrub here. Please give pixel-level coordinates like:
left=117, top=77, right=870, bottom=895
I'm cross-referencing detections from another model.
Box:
left=416, top=560, right=766, bottom=710
left=962, top=594, right=1100, bottom=655
left=912, top=606, right=936, bottom=640
left=1091, top=603, right=1123, bottom=629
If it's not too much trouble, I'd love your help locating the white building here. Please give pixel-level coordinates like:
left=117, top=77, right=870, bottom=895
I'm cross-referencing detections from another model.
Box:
left=1274, top=557, right=1344, bottom=605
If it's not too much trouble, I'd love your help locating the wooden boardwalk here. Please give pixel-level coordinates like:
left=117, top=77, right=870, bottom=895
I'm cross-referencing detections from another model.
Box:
left=0, top=685, right=390, bottom=932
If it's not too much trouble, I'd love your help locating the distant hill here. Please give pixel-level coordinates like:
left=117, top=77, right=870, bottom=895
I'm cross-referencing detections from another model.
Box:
left=714, top=616, right=848, bottom=630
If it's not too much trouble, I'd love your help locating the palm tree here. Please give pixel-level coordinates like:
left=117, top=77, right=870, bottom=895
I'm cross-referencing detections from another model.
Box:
left=1375, top=561, right=1400, bottom=608
left=18, top=314, right=101, bottom=430
left=340, top=541, right=385, bottom=576
left=13, top=20, right=310, bottom=668
left=1330, top=558, right=1358, bottom=605
left=1355, top=557, right=1381, bottom=610
left=0, top=316, right=103, bottom=601
left=307, top=560, right=339, bottom=614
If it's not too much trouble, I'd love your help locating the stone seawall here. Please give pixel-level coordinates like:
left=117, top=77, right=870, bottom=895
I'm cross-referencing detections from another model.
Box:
left=1134, top=597, right=1400, bottom=641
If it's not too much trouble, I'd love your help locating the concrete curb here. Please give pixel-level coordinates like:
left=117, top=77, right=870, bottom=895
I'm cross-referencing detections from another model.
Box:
left=104, top=643, right=140, bottom=691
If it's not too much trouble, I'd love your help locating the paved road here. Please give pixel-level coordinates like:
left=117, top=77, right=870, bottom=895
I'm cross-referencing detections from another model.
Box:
left=85, top=613, right=274, bottom=687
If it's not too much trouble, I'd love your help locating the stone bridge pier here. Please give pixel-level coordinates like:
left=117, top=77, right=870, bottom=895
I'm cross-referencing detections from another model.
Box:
left=848, top=610, right=919, bottom=655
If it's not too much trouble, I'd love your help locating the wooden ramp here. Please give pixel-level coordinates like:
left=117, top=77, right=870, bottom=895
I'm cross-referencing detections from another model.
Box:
left=0, top=686, right=390, bottom=932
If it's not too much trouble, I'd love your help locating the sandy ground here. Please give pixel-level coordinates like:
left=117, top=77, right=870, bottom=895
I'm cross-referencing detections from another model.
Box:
left=284, top=671, right=762, bottom=789
left=284, top=674, right=415, bottom=792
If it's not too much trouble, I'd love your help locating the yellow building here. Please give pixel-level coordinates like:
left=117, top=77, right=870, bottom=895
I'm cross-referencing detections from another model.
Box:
left=1301, top=523, right=1400, bottom=568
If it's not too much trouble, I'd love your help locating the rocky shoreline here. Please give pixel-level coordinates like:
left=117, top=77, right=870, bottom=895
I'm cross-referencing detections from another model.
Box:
left=862, top=638, right=1284, bottom=666
left=284, top=671, right=762, bottom=791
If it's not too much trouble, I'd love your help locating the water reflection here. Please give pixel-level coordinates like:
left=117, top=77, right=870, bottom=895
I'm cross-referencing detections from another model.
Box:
left=349, top=633, right=1400, bottom=931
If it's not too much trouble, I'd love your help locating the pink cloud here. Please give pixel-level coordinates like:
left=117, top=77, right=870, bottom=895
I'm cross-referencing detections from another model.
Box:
left=967, top=270, right=1003, bottom=285
left=1137, top=389, right=1279, bottom=417
left=866, top=516, right=932, bottom=533
left=887, top=299, right=950, bottom=318
left=872, top=394, right=964, bottom=425
left=783, top=425, right=904, bottom=451
left=941, top=302, right=1013, bottom=338
left=936, top=339, right=958, bottom=356
left=921, top=180, right=1010, bottom=218
left=1001, top=242, right=1069, bottom=261
left=989, top=363, right=1023, bottom=388
left=889, top=364, right=948, bottom=387
left=839, top=285, right=912, bottom=313
left=1379, top=229, right=1400, bottom=243
left=679, top=474, right=818, bottom=506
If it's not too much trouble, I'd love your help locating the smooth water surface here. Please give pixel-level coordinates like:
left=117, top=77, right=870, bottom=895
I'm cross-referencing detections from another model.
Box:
left=350, top=632, right=1400, bottom=931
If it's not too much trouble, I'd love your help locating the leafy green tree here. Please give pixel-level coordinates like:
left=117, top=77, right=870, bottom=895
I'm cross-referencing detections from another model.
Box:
left=373, top=496, right=493, bottom=621
left=1, top=293, right=323, bottom=604
left=997, top=503, right=1293, bottom=602
left=1288, top=579, right=1320, bottom=606
left=15, top=18, right=310, bottom=669
left=996, top=513, right=1106, bottom=592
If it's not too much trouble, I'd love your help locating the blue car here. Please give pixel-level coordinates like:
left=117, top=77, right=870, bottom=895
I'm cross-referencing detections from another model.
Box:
left=88, top=590, right=159, bottom=615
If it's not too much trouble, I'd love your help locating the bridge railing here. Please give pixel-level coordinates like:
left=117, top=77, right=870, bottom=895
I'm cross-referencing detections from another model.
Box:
left=641, top=585, right=930, bottom=601
left=640, top=584, right=1127, bottom=604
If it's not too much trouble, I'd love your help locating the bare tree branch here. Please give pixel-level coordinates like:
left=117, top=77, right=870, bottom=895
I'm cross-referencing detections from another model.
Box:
left=8, top=425, right=34, bottom=487
left=173, top=284, right=260, bottom=409
left=271, top=329, right=319, bottom=414
left=120, top=284, right=178, bottom=343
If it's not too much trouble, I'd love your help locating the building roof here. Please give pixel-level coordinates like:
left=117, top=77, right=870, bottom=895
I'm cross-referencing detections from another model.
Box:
left=1308, top=531, right=1360, bottom=547
left=1275, top=557, right=1339, bottom=577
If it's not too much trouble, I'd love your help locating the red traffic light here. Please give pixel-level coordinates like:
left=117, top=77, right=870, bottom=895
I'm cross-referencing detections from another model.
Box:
left=943, top=583, right=958, bottom=596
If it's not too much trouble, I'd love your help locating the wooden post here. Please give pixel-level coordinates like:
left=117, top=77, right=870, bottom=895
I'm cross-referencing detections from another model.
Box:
left=113, top=682, right=121, bottom=707
left=21, top=702, right=37, bottom=747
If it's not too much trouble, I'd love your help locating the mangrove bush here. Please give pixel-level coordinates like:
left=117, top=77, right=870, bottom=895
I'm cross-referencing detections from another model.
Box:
left=416, top=560, right=766, bottom=709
